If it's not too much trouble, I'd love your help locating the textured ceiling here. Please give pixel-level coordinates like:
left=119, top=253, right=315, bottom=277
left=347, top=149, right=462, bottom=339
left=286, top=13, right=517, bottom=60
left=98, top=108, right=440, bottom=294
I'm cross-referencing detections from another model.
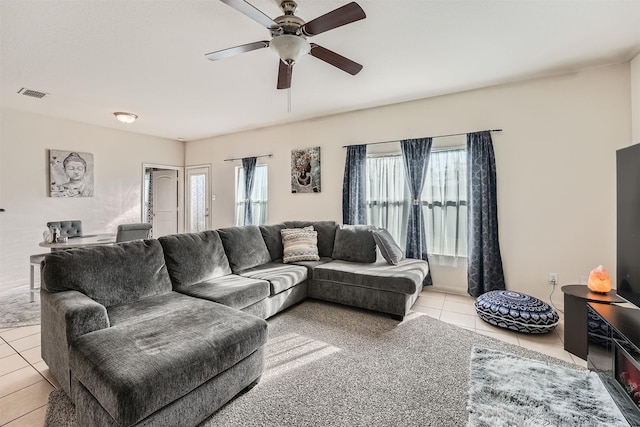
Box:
left=1, top=0, right=639, bottom=141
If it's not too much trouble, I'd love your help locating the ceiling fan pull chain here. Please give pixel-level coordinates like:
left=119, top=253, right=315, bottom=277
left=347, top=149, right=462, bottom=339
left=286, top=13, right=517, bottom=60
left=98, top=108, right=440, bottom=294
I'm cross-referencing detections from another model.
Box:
left=288, top=87, right=292, bottom=113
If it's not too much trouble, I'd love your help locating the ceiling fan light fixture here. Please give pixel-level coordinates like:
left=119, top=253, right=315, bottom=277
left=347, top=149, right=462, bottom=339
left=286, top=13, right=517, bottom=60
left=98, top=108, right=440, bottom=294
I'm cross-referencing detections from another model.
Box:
left=113, top=112, right=138, bottom=124
left=270, top=34, right=310, bottom=64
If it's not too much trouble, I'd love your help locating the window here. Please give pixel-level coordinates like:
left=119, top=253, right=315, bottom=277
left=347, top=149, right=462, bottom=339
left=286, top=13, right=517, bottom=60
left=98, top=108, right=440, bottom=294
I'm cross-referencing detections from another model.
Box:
left=235, top=165, right=268, bottom=226
left=366, top=148, right=467, bottom=265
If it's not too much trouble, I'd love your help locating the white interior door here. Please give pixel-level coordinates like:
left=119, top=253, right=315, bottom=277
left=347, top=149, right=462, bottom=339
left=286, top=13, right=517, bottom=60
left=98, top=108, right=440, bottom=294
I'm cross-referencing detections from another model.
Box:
left=186, top=166, right=211, bottom=232
left=152, top=169, right=178, bottom=237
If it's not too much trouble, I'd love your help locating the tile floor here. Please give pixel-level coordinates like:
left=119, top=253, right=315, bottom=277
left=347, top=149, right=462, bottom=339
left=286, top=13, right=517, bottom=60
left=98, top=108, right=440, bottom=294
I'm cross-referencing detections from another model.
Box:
left=0, top=289, right=582, bottom=426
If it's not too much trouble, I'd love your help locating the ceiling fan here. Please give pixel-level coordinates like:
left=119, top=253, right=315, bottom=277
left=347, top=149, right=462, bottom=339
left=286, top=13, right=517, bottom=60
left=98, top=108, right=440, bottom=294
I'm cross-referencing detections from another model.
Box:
left=206, top=0, right=366, bottom=90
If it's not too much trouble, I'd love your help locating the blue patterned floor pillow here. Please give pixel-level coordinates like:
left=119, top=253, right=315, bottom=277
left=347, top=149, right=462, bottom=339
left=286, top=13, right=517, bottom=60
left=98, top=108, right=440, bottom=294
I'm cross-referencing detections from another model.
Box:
left=475, top=290, right=559, bottom=334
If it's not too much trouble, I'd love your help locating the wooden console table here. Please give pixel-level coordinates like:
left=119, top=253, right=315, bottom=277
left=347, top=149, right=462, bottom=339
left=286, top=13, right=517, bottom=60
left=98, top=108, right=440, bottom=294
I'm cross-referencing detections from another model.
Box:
left=562, top=284, right=624, bottom=360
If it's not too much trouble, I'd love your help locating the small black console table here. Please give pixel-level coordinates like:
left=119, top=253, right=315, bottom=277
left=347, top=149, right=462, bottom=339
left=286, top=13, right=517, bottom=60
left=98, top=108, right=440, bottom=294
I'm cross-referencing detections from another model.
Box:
left=588, top=302, right=640, bottom=426
left=561, top=284, right=624, bottom=360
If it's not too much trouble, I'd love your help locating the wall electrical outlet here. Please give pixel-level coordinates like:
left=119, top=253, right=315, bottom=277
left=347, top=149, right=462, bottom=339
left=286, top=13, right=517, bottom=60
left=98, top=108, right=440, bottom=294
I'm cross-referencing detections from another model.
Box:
left=548, top=273, right=559, bottom=286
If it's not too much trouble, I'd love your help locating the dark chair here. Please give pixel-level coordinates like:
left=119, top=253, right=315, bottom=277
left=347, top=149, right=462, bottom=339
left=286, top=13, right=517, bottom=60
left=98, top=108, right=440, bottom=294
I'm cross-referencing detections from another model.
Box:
left=116, top=223, right=152, bottom=243
left=47, top=220, right=83, bottom=238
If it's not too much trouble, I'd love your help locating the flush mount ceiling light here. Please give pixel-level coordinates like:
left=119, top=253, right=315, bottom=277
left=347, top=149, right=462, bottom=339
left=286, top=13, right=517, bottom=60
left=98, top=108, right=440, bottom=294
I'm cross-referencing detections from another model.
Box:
left=113, top=112, right=138, bottom=124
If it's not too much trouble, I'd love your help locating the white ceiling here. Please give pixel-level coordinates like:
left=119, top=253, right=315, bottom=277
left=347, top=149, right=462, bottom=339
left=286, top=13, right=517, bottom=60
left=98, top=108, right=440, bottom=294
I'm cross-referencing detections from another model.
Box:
left=1, top=0, right=639, bottom=141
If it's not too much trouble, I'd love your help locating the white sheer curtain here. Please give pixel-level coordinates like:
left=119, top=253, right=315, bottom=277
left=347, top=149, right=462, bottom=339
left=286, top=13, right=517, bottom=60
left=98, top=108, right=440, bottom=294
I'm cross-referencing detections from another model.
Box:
left=422, top=148, right=467, bottom=266
left=366, top=149, right=467, bottom=266
left=366, top=155, right=410, bottom=247
left=235, top=165, right=268, bottom=226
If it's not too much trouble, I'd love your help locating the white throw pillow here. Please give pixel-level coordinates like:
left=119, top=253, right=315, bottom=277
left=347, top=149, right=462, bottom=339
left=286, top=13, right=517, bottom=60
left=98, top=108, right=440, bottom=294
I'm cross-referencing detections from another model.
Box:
left=281, top=227, right=320, bottom=263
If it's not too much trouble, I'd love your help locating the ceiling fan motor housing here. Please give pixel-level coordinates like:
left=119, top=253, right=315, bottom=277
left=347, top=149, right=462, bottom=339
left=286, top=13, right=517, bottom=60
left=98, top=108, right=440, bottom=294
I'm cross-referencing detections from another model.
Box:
left=271, top=1, right=309, bottom=64
left=279, top=0, right=298, bottom=15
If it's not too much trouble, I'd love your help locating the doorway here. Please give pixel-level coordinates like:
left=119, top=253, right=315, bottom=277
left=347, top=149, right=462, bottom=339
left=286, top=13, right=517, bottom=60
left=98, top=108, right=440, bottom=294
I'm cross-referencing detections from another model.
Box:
left=186, top=165, right=212, bottom=232
left=142, top=164, right=184, bottom=238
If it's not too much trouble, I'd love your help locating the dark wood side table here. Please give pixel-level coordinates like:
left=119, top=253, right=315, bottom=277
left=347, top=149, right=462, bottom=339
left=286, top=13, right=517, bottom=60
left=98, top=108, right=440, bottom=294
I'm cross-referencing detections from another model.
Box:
left=561, top=284, right=624, bottom=360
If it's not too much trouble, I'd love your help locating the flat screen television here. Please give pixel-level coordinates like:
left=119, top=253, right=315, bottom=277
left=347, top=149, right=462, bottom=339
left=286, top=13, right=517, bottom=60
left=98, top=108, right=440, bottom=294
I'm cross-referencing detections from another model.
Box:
left=617, top=142, right=640, bottom=308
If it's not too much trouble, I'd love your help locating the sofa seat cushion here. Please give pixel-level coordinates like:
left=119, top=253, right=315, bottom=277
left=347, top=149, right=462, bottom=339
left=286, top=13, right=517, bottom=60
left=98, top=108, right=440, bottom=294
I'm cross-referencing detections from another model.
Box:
left=313, top=259, right=429, bottom=295
left=107, top=291, right=205, bottom=326
left=174, top=275, right=270, bottom=309
left=239, top=262, right=308, bottom=295
left=70, top=295, right=267, bottom=427
left=291, top=257, right=333, bottom=278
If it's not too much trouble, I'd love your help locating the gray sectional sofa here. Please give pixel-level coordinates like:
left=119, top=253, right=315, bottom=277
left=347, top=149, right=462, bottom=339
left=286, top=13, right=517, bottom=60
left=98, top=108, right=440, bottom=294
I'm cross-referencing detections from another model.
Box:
left=40, top=220, right=429, bottom=426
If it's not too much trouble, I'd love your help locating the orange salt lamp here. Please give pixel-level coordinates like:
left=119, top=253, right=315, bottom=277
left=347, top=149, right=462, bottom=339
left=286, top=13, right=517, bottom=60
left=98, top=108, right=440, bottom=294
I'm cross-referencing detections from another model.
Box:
left=587, top=265, right=611, bottom=293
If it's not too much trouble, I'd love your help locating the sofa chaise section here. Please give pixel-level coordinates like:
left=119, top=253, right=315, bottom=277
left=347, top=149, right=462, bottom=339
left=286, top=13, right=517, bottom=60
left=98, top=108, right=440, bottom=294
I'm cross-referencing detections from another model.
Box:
left=41, top=239, right=267, bottom=427
left=310, top=224, right=428, bottom=320
left=259, top=221, right=429, bottom=320
left=311, top=259, right=429, bottom=320
left=70, top=295, right=266, bottom=426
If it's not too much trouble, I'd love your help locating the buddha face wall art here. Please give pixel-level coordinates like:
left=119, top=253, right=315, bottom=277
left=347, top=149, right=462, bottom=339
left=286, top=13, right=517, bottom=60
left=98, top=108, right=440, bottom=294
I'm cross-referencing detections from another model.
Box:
left=49, top=149, right=95, bottom=197
left=291, top=146, right=321, bottom=193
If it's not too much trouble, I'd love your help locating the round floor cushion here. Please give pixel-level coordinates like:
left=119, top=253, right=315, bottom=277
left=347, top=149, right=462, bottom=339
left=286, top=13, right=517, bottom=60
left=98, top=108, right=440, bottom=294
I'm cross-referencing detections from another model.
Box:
left=475, top=290, right=559, bottom=334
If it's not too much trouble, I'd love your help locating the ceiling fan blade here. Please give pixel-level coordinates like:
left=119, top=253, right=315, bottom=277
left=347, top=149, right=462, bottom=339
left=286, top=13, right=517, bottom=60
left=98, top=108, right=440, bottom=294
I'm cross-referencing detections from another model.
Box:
left=219, top=0, right=279, bottom=29
left=309, top=44, right=363, bottom=75
left=300, top=2, right=366, bottom=37
left=205, top=41, right=269, bottom=61
left=277, top=60, right=293, bottom=90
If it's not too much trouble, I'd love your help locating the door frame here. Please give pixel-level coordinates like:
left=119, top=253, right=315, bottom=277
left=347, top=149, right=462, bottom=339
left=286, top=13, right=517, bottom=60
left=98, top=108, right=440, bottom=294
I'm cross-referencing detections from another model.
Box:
left=185, top=164, right=212, bottom=232
left=141, top=163, right=185, bottom=234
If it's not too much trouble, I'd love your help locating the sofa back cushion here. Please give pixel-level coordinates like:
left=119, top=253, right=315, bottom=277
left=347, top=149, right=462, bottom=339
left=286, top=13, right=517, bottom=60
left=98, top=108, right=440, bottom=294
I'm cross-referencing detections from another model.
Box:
left=259, top=223, right=287, bottom=261
left=159, top=231, right=232, bottom=288
left=217, top=225, right=272, bottom=272
left=41, top=240, right=172, bottom=308
left=283, top=221, right=339, bottom=258
left=332, top=225, right=377, bottom=263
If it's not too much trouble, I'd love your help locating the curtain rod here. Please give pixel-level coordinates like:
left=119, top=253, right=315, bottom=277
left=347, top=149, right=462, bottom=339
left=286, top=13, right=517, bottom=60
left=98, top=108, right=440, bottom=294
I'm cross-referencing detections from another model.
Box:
left=341, top=129, right=502, bottom=148
left=223, top=154, right=273, bottom=162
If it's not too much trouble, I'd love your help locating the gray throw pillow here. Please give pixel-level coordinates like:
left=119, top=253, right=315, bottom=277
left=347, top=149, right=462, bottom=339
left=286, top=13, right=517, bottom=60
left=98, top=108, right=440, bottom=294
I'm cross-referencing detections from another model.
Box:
left=371, top=228, right=404, bottom=265
left=331, top=225, right=377, bottom=263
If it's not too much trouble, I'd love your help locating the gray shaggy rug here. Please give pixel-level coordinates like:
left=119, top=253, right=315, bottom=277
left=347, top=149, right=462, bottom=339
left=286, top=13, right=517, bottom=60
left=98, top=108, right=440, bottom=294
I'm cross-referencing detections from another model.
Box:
left=45, top=300, right=598, bottom=426
left=0, top=285, right=40, bottom=328
left=468, top=347, right=628, bottom=427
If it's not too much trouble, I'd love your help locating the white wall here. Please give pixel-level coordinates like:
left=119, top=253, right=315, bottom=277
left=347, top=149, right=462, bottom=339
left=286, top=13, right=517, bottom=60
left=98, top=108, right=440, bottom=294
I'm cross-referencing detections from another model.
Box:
left=632, top=53, right=640, bottom=143
left=0, top=109, right=184, bottom=291
left=185, top=64, right=632, bottom=302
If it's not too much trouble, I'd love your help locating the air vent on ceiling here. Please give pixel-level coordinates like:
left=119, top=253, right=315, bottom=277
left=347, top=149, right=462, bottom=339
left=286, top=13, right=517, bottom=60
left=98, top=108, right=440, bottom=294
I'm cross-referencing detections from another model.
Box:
left=17, top=88, right=48, bottom=99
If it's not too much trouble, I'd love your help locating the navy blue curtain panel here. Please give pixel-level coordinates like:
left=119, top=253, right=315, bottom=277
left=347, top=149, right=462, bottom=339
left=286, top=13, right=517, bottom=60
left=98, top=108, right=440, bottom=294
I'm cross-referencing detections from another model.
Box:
left=401, top=137, right=433, bottom=285
left=242, top=157, right=257, bottom=225
left=466, top=131, right=505, bottom=297
left=342, top=145, right=367, bottom=225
